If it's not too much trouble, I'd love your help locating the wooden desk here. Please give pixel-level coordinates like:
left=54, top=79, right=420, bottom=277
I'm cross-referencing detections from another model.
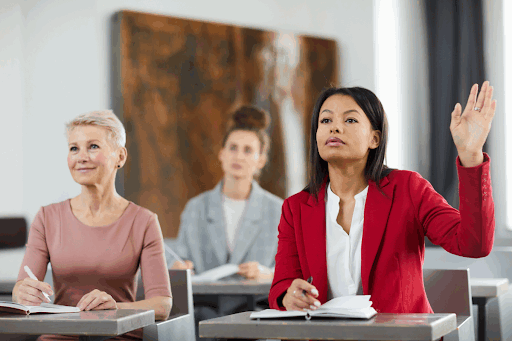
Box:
left=199, top=311, right=457, bottom=340
left=192, top=279, right=271, bottom=311
left=471, top=278, right=509, bottom=341
left=0, top=309, right=154, bottom=341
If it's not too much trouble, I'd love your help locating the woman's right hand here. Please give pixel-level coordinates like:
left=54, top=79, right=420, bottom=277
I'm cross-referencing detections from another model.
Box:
left=14, top=278, right=53, bottom=306
left=282, top=278, right=320, bottom=311
left=171, top=260, right=194, bottom=271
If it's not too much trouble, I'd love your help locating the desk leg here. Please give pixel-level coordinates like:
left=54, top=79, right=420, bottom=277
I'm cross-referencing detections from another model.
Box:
left=247, top=295, right=256, bottom=311
left=473, top=297, right=488, bottom=341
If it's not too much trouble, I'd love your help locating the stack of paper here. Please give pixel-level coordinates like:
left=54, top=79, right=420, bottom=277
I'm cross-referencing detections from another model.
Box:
left=191, top=264, right=240, bottom=282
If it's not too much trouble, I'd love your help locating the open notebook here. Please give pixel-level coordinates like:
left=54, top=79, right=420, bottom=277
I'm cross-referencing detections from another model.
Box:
left=250, top=295, right=377, bottom=320
left=0, top=301, right=80, bottom=315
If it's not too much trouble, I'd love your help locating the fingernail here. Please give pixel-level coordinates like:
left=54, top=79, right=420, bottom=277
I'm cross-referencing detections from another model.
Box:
left=312, top=289, right=319, bottom=296
left=310, top=305, right=316, bottom=310
left=314, top=301, right=321, bottom=307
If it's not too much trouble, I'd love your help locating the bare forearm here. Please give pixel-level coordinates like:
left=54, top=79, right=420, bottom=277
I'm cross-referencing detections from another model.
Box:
left=117, top=296, right=172, bottom=321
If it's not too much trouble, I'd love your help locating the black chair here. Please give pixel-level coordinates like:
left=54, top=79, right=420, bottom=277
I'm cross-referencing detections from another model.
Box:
left=0, top=217, right=27, bottom=249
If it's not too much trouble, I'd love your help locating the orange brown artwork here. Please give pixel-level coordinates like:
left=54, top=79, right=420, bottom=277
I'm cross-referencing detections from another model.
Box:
left=113, top=10, right=338, bottom=237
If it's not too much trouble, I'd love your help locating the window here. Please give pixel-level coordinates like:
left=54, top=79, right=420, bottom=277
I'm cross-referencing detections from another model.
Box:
left=504, top=0, right=512, bottom=228
left=374, top=0, right=403, bottom=170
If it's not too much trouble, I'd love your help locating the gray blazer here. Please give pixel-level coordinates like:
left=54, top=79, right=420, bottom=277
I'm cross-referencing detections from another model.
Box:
left=169, top=181, right=283, bottom=274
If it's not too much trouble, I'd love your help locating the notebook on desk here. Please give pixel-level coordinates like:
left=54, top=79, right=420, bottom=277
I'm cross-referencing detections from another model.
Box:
left=0, top=301, right=80, bottom=315
left=250, top=295, right=377, bottom=320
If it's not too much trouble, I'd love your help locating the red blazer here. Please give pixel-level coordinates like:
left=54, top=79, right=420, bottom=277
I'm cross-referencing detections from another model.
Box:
left=269, top=154, right=495, bottom=313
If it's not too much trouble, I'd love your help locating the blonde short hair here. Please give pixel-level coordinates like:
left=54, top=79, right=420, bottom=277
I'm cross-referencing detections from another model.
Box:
left=66, top=110, right=126, bottom=148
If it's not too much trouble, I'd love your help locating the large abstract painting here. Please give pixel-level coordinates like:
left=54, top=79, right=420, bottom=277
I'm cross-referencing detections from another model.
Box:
left=113, top=10, right=338, bottom=238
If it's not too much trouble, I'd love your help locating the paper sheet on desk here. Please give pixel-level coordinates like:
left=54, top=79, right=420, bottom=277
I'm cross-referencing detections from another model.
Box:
left=191, top=264, right=240, bottom=282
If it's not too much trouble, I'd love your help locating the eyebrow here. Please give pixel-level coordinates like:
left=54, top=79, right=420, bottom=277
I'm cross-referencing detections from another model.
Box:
left=68, top=139, right=101, bottom=146
left=320, top=109, right=360, bottom=115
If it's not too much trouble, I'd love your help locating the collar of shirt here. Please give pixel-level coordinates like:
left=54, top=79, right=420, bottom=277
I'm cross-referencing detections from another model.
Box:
left=326, top=183, right=369, bottom=225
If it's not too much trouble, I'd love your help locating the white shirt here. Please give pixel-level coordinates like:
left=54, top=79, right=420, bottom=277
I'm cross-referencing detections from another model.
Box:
left=222, top=195, right=247, bottom=252
left=326, top=183, right=368, bottom=298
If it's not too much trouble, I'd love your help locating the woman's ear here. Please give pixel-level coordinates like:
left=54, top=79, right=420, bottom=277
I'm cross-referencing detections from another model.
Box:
left=256, top=153, right=267, bottom=170
left=370, top=130, right=381, bottom=150
left=218, top=148, right=225, bottom=163
left=117, top=147, right=128, bottom=168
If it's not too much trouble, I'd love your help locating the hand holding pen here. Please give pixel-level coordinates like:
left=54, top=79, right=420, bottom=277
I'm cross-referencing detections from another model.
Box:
left=13, top=265, right=53, bottom=306
left=282, top=276, right=321, bottom=311
left=164, top=244, right=195, bottom=272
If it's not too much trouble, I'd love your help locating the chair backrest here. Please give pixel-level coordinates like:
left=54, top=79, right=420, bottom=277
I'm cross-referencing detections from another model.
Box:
left=136, top=269, right=194, bottom=316
left=143, top=269, right=196, bottom=341
left=423, top=268, right=472, bottom=316
left=0, top=217, right=27, bottom=249
left=168, top=269, right=194, bottom=316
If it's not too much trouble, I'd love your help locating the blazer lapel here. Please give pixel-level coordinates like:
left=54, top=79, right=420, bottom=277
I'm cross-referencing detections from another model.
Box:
left=301, top=184, right=329, bottom=303
left=230, top=181, right=264, bottom=265
left=361, top=177, right=394, bottom=295
left=206, top=182, right=228, bottom=265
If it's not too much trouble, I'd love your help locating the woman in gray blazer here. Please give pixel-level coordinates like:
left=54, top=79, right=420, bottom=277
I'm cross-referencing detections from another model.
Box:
left=170, top=105, right=283, bottom=280
left=169, top=106, right=283, bottom=340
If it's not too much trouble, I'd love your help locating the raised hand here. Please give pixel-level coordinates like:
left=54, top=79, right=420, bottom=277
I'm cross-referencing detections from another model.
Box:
left=450, top=81, right=496, bottom=167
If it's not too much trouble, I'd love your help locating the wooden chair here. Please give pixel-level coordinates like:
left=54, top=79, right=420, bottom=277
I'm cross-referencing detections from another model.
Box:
left=423, top=268, right=475, bottom=341
left=142, top=269, right=196, bottom=341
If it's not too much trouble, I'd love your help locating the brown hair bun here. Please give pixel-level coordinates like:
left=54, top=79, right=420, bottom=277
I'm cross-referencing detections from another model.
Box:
left=228, top=106, right=270, bottom=131
left=222, top=105, right=272, bottom=172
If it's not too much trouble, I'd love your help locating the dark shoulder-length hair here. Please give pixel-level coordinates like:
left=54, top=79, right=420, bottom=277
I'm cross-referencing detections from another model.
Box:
left=304, top=86, right=394, bottom=198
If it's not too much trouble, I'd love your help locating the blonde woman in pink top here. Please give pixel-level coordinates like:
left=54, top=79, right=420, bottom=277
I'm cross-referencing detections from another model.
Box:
left=13, top=110, right=172, bottom=340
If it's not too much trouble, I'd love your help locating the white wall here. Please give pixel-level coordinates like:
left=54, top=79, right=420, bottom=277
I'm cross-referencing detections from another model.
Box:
left=0, top=0, right=376, bottom=223
left=0, top=2, right=24, bottom=216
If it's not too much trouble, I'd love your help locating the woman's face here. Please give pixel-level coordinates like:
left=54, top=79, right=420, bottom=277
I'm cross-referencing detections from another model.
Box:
left=316, top=94, right=380, bottom=164
left=219, top=130, right=266, bottom=181
left=67, top=125, right=123, bottom=187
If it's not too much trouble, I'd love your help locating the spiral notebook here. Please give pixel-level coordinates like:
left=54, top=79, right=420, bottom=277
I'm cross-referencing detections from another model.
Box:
left=250, top=295, right=377, bottom=320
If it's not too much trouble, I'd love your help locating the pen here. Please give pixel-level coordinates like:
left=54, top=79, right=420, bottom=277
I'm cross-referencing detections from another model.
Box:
left=24, top=265, right=51, bottom=302
left=302, top=276, right=313, bottom=296
left=163, top=243, right=187, bottom=266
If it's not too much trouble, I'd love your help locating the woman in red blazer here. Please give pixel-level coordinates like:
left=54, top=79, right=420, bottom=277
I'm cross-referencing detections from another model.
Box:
left=269, top=82, right=496, bottom=313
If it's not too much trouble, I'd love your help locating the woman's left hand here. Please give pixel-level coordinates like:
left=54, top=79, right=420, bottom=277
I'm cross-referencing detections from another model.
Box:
left=77, top=289, right=117, bottom=311
left=238, top=261, right=260, bottom=280
left=450, top=81, right=496, bottom=167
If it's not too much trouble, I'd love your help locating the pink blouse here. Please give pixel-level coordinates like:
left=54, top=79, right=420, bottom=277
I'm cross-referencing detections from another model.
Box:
left=18, top=200, right=172, bottom=340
